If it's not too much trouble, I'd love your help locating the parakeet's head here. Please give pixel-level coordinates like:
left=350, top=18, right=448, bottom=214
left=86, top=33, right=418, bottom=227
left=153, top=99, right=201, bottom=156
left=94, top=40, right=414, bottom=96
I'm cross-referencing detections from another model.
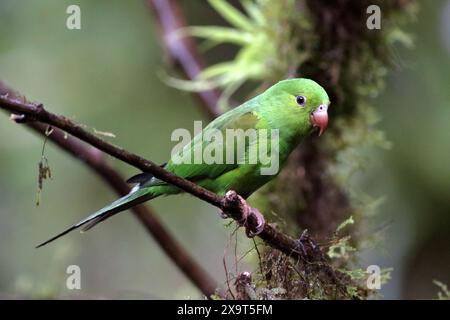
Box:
left=262, top=78, right=330, bottom=136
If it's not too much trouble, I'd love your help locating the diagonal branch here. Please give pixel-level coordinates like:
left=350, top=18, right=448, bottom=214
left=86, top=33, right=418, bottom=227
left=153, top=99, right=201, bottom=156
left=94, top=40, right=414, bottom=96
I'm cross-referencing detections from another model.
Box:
left=0, top=85, right=317, bottom=263
left=0, top=83, right=219, bottom=298
left=148, top=0, right=221, bottom=119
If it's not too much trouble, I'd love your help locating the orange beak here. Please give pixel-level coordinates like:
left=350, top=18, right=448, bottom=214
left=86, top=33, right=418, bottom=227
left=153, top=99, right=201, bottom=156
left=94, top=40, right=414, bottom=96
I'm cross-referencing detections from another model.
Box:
left=310, top=104, right=328, bottom=136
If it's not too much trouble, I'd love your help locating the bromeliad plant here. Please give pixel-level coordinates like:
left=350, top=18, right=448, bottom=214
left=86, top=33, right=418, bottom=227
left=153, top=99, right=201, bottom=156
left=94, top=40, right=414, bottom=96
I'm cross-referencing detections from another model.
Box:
left=169, top=0, right=303, bottom=110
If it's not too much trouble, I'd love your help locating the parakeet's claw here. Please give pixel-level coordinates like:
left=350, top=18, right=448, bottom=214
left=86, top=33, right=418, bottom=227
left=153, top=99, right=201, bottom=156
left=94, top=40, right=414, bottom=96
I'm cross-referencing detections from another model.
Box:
left=222, top=190, right=265, bottom=238
left=222, top=190, right=249, bottom=224
left=244, top=207, right=265, bottom=238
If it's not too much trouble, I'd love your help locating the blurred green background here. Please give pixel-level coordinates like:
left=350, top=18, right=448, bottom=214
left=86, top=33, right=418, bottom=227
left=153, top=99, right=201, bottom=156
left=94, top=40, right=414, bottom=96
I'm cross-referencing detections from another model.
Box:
left=0, top=0, right=449, bottom=299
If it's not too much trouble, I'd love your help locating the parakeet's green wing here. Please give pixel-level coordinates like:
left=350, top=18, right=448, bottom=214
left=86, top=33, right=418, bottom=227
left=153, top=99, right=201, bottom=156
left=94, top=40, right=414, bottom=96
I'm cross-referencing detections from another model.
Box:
left=144, top=101, right=263, bottom=191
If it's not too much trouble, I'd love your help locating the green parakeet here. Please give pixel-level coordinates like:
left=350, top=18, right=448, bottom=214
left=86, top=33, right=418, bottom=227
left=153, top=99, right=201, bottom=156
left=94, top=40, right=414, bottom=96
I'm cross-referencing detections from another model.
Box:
left=37, top=78, right=329, bottom=247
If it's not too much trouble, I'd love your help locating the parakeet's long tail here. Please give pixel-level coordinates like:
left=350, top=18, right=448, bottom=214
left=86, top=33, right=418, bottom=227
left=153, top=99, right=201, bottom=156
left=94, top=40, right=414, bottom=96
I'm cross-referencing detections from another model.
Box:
left=36, top=187, right=156, bottom=248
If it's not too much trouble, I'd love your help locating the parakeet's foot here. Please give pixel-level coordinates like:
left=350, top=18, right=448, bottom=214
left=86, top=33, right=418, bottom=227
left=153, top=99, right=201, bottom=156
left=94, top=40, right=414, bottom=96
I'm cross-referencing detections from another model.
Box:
left=220, top=190, right=248, bottom=223
left=245, top=207, right=265, bottom=238
left=221, top=190, right=265, bottom=238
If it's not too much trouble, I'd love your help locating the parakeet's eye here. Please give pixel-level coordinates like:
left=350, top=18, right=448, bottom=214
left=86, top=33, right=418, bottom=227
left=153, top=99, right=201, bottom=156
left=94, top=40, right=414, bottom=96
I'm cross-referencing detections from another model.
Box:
left=296, top=95, right=306, bottom=106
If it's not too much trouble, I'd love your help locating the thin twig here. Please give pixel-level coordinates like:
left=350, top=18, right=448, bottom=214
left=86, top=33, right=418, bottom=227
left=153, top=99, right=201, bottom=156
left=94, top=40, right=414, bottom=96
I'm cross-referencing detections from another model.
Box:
left=252, top=238, right=264, bottom=276
left=222, top=254, right=235, bottom=300
left=222, top=225, right=239, bottom=299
